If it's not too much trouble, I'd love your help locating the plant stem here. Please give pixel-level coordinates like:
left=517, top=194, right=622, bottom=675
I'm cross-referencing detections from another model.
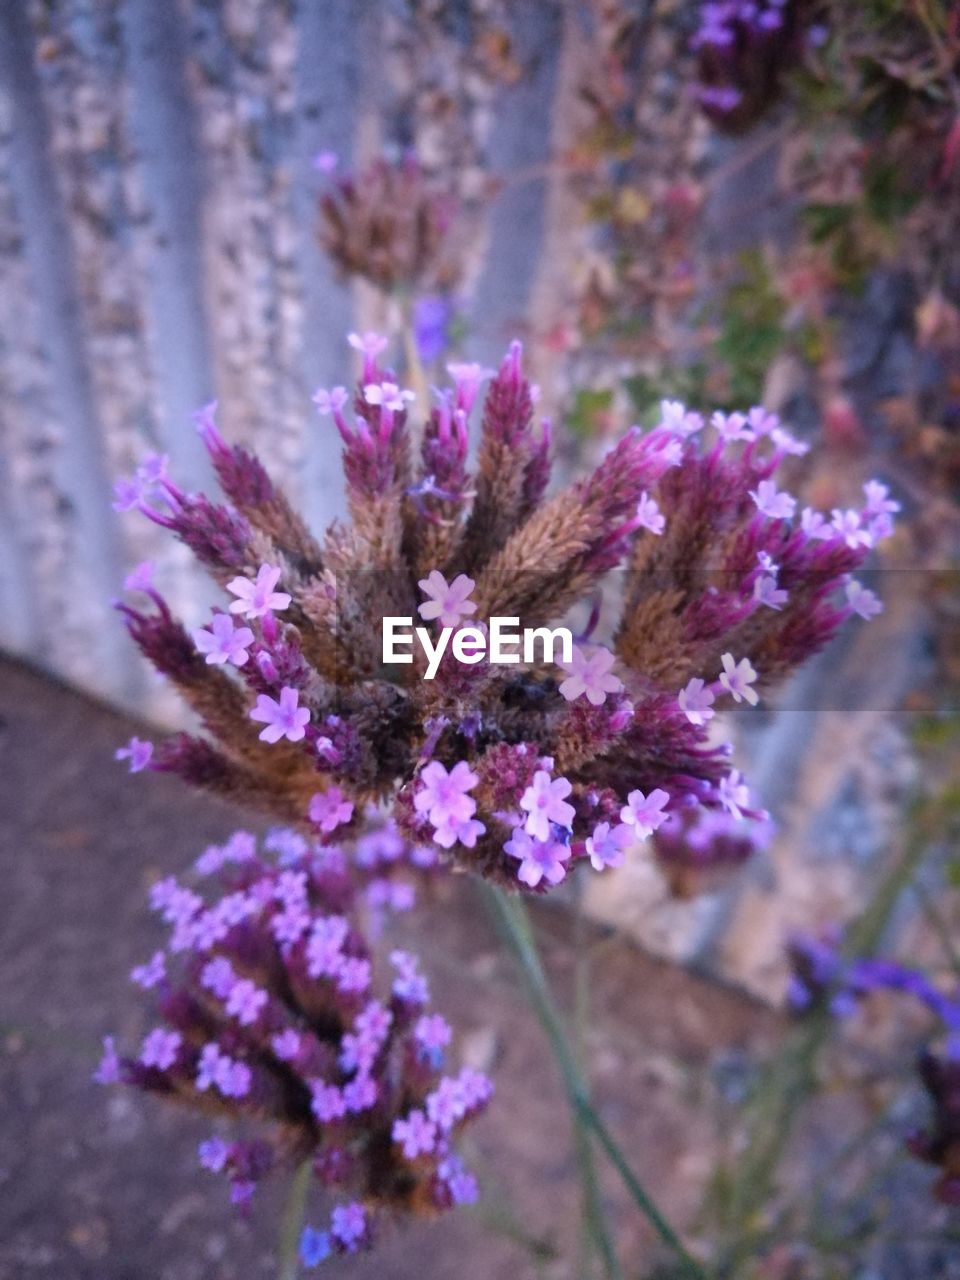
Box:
left=277, top=1158, right=312, bottom=1280
left=481, top=883, right=708, bottom=1280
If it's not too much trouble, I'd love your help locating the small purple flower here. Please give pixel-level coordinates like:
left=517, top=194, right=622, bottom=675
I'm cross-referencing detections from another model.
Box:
left=558, top=646, right=623, bottom=707
left=250, top=686, right=310, bottom=744
left=271, top=1029, right=302, bottom=1061
left=417, top=570, right=477, bottom=628
left=299, top=1225, right=332, bottom=1267
left=312, top=385, right=349, bottom=416
left=585, top=821, right=633, bottom=871
left=115, top=737, right=153, bottom=773
left=226, top=564, right=291, bottom=619
left=306, top=915, right=349, bottom=979
left=750, top=479, right=796, bottom=520
left=313, top=149, right=338, bottom=173
left=130, top=950, right=166, bottom=989
left=414, top=295, right=452, bottom=364
left=123, top=560, right=156, bottom=592
left=719, top=653, right=759, bottom=706
left=391, top=950, right=429, bottom=1004
left=331, top=1202, right=366, bottom=1251
left=140, top=1027, right=182, bottom=1070
left=94, top=1036, right=121, bottom=1084
left=830, top=508, right=872, bottom=549
left=678, top=677, right=715, bottom=726
left=348, top=331, right=388, bottom=359
left=193, top=613, right=255, bottom=666
left=311, top=1081, right=347, bottom=1123
left=198, top=1136, right=230, bottom=1172
left=619, top=788, right=670, bottom=839
left=846, top=578, right=882, bottom=620
left=393, top=1108, right=437, bottom=1158
left=414, top=759, right=478, bottom=829
left=343, top=1073, right=378, bottom=1113
left=657, top=399, right=703, bottom=437
left=636, top=491, right=665, bottom=535
left=225, top=978, right=268, bottom=1026
left=308, top=786, right=354, bottom=833
left=415, top=1013, right=452, bottom=1055
left=504, top=827, right=571, bottom=888
left=425, top=1076, right=465, bottom=1131
left=519, top=770, right=575, bottom=841
left=718, top=769, right=751, bottom=820
left=754, top=575, right=788, bottom=610
left=364, top=381, right=415, bottom=413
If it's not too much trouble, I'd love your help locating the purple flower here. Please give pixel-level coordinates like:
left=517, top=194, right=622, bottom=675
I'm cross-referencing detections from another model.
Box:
left=364, top=381, right=415, bottom=413
left=115, top=737, right=154, bottom=773
left=391, top=950, right=429, bottom=1003
left=432, top=814, right=486, bottom=849
left=311, top=1081, right=347, bottom=1123
left=306, top=915, right=349, bottom=979
left=718, top=769, right=751, bottom=820
left=657, top=399, right=703, bottom=437
left=417, top=570, right=477, bottom=628
left=94, top=1036, right=121, bottom=1084
left=845, top=578, right=882, bottom=620
left=678, top=677, right=715, bottom=726
left=331, top=1202, right=366, bottom=1251
left=250, top=687, right=310, bottom=743
left=140, top=1027, right=182, bottom=1070
left=558, top=645, right=623, bottom=707
left=271, top=1029, right=301, bottom=1061
left=299, top=1226, right=332, bottom=1267
left=711, top=411, right=753, bottom=443
left=343, top=1073, right=378, bottom=1112
left=504, top=827, right=572, bottom=888
left=313, top=149, right=338, bottom=173
left=130, top=951, right=166, bottom=989
left=123, top=560, right=156, bottom=592
left=348, top=331, right=388, bottom=359
left=198, top=1136, right=230, bottom=1172
left=308, top=786, right=354, bottom=833
left=414, top=760, right=479, bottom=829
left=636, top=491, right=665, bottom=535
left=193, top=614, right=254, bottom=666
left=619, top=788, right=670, bottom=839
left=425, top=1076, right=466, bottom=1131
left=830, top=508, right=872, bottom=549
left=585, top=821, right=633, bottom=871
left=719, top=653, right=759, bottom=705
left=750, top=479, right=796, bottom=520
left=446, top=361, right=494, bottom=414
left=415, top=1013, right=452, bottom=1054
left=225, top=978, right=268, bottom=1027
left=519, top=770, right=575, bottom=840
left=312, top=385, right=349, bottom=416
left=226, top=564, right=291, bottom=619
left=754, top=574, right=788, bottom=610
left=393, top=1108, right=437, bottom=1158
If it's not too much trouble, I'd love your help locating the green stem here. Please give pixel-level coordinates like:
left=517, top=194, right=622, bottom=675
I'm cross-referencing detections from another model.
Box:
left=277, top=1158, right=313, bottom=1280
left=481, top=883, right=707, bottom=1280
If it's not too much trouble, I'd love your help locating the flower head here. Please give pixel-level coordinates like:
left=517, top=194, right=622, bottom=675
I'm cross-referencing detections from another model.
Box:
left=115, top=737, right=154, bottom=773
left=619, top=788, right=670, bottom=839
left=519, top=770, right=575, bottom=841
left=585, top=821, right=633, bottom=871
left=504, top=827, right=571, bottom=887
left=193, top=614, right=255, bottom=666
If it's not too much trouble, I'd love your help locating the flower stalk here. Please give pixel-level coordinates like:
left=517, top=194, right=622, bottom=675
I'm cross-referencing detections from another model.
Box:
left=481, top=883, right=708, bottom=1280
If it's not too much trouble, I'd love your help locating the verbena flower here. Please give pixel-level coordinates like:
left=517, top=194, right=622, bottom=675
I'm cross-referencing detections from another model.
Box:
left=651, top=807, right=772, bottom=896
left=318, top=153, right=459, bottom=295
left=96, top=827, right=490, bottom=1245
left=112, top=337, right=893, bottom=890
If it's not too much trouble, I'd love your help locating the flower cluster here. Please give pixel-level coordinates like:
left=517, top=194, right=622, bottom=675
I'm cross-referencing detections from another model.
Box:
left=95, top=827, right=490, bottom=1245
left=113, top=340, right=893, bottom=894
left=692, top=0, right=818, bottom=130
left=317, top=153, right=459, bottom=295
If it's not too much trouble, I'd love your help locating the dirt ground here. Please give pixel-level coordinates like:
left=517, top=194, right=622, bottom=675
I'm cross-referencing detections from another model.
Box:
left=2, top=654, right=949, bottom=1280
